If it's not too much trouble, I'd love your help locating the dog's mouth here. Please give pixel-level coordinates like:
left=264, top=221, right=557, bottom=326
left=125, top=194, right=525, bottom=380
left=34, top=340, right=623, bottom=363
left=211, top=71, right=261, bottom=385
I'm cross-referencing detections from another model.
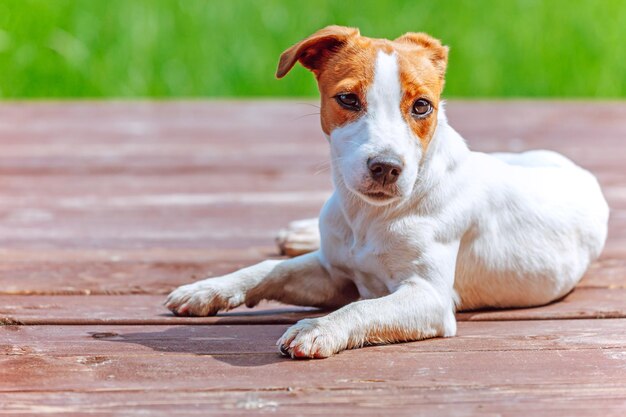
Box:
left=363, top=191, right=394, bottom=200
left=347, top=178, right=405, bottom=206
left=359, top=189, right=401, bottom=205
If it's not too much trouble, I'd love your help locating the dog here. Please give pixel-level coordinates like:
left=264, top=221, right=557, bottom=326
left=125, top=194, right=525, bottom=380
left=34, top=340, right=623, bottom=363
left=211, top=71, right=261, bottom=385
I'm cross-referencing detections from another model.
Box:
left=166, top=26, right=609, bottom=359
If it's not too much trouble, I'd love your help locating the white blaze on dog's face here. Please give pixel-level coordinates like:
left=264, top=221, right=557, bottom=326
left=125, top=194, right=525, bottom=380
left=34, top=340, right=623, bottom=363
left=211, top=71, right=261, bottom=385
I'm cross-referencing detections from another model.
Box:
left=277, top=26, right=448, bottom=205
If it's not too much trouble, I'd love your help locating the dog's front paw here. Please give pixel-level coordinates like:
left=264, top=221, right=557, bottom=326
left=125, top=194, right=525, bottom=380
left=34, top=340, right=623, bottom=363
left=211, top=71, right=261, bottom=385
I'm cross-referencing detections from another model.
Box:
left=277, top=318, right=347, bottom=359
left=165, top=279, right=244, bottom=316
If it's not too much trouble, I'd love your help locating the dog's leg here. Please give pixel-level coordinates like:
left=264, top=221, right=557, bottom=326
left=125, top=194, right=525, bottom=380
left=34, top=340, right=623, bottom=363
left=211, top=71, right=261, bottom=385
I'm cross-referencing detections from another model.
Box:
left=165, top=251, right=357, bottom=316
left=278, top=278, right=456, bottom=358
left=276, top=218, right=320, bottom=256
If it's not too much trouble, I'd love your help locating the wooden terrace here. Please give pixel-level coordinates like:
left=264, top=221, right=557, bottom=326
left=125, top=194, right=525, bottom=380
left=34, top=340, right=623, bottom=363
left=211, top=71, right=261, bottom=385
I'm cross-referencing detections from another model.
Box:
left=1, top=101, right=625, bottom=416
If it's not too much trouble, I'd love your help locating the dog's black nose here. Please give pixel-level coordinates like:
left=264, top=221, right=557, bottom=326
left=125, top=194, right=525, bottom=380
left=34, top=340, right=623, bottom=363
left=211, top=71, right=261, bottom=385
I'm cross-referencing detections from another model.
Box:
left=368, top=157, right=403, bottom=186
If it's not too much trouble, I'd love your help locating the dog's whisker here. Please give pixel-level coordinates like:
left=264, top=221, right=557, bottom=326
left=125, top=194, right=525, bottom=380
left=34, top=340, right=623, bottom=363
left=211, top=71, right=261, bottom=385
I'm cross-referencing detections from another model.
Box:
left=295, top=102, right=321, bottom=109
left=291, top=112, right=321, bottom=121
left=314, top=166, right=330, bottom=175
left=315, top=158, right=344, bottom=175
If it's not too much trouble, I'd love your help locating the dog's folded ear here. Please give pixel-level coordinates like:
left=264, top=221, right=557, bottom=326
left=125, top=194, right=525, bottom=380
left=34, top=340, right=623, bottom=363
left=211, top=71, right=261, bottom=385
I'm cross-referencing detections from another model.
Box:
left=395, top=32, right=449, bottom=79
left=276, top=25, right=359, bottom=79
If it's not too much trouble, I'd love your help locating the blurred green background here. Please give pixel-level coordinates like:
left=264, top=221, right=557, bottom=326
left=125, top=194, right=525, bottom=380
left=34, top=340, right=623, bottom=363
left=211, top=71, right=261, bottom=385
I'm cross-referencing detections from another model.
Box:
left=0, top=0, right=625, bottom=98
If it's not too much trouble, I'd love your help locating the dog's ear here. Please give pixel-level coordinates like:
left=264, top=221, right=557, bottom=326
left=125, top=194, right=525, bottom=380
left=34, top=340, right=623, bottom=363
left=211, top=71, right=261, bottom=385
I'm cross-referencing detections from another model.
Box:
left=394, top=32, right=449, bottom=78
left=276, top=25, right=359, bottom=79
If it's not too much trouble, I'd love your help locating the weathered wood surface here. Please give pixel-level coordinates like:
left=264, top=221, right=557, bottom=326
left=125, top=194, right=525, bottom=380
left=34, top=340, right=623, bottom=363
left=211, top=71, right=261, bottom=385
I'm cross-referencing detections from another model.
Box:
left=2, top=321, right=626, bottom=416
left=1, top=101, right=625, bottom=416
left=1, top=244, right=623, bottom=295
left=4, top=320, right=626, bottom=357
left=2, top=286, right=626, bottom=325
left=0, top=296, right=321, bottom=325
left=2, top=391, right=625, bottom=417
left=0, top=101, right=625, bottom=295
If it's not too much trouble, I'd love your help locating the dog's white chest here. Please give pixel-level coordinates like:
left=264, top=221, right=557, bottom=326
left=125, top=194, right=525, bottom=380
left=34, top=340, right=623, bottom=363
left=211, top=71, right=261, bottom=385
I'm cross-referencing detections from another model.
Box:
left=322, top=221, right=402, bottom=299
left=346, top=241, right=393, bottom=298
left=320, top=196, right=428, bottom=299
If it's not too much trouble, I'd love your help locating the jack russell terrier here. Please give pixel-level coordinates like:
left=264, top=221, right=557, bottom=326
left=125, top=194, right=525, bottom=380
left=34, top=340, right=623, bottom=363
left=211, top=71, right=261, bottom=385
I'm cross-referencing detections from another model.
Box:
left=166, top=26, right=609, bottom=358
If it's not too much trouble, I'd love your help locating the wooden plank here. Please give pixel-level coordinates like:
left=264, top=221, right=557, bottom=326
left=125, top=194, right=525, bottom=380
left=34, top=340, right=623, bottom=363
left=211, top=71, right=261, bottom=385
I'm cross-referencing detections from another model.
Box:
left=1, top=322, right=626, bottom=390
left=0, top=296, right=319, bottom=325
left=1, top=321, right=626, bottom=417
left=2, top=287, right=626, bottom=325
left=1, top=253, right=622, bottom=295
left=1, top=389, right=626, bottom=417
left=0, top=172, right=332, bottom=197
left=579, top=256, right=626, bottom=289
left=0, top=208, right=322, bottom=250
left=3, top=320, right=626, bottom=356
left=459, top=287, right=626, bottom=321
left=0, top=249, right=281, bottom=295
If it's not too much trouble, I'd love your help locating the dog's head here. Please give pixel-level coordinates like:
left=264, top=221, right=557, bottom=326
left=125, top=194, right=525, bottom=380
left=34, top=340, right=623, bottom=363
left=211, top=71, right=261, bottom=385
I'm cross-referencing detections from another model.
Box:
left=277, top=26, right=448, bottom=206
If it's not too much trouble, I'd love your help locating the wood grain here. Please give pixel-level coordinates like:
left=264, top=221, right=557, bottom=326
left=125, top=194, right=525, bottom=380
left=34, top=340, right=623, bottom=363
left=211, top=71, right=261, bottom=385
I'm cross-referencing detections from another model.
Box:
left=2, top=287, right=626, bottom=325
left=1, top=390, right=625, bottom=417
left=2, top=321, right=626, bottom=416
left=1, top=101, right=625, bottom=295
left=3, top=320, right=626, bottom=356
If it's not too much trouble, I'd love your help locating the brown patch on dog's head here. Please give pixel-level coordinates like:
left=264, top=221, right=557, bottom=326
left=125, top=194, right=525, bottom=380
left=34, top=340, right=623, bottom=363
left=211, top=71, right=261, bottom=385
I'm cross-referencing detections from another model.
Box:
left=394, top=33, right=449, bottom=150
left=277, top=27, right=449, bottom=145
left=316, top=37, right=392, bottom=135
left=276, top=26, right=371, bottom=134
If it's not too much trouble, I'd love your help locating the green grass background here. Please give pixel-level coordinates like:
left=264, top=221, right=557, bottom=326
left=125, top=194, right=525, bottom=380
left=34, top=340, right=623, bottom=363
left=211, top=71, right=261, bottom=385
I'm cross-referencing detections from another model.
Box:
left=0, top=0, right=625, bottom=98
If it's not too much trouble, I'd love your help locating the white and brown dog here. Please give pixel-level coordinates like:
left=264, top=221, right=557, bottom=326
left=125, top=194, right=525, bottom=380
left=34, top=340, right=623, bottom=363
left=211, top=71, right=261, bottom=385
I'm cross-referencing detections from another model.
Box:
left=166, top=26, right=609, bottom=358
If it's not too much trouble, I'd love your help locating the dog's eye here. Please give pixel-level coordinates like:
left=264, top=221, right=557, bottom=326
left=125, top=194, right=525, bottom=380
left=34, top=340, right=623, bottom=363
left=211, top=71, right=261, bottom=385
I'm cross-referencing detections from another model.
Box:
left=335, top=93, right=361, bottom=111
left=411, top=99, right=433, bottom=118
